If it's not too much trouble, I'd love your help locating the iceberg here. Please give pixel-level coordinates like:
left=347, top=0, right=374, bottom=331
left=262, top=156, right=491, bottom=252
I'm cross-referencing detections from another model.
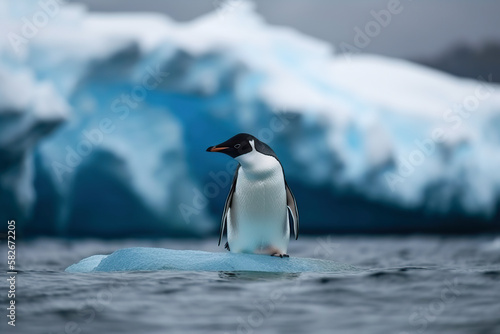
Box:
left=1, top=1, right=500, bottom=236
left=0, top=62, right=68, bottom=229
left=65, top=247, right=357, bottom=273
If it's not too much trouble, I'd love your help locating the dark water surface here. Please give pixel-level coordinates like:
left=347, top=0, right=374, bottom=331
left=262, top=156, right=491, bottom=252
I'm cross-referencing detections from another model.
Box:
left=1, top=236, right=500, bottom=334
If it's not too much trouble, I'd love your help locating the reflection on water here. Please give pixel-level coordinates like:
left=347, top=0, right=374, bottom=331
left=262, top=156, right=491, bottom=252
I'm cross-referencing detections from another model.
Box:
left=218, top=271, right=302, bottom=280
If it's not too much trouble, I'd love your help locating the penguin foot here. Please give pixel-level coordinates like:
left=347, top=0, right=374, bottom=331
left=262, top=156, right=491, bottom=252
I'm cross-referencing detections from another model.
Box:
left=271, top=253, right=289, bottom=258
left=224, top=242, right=230, bottom=251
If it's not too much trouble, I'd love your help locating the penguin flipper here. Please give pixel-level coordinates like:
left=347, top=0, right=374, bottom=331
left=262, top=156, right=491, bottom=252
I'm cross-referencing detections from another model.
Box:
left=285, top=181, right=299, bottom=240
left=218, top=165, right=240, bottom=246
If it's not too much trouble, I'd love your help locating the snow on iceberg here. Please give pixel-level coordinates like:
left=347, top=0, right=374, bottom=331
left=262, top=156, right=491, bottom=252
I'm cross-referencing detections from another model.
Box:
left=0, top=61, right=68, bottom=228
left=1, top=1, right=500, bottom=236
left=65, top=247, right=357, bottom=273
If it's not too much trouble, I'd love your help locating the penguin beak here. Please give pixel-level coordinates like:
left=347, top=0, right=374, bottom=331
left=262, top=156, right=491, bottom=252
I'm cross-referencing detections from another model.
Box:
left=206, top=146, right=229, bottom=153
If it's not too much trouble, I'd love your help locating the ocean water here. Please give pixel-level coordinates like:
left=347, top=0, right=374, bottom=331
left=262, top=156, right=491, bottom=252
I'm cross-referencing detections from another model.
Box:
left=2, top=236, right=500, bottom=334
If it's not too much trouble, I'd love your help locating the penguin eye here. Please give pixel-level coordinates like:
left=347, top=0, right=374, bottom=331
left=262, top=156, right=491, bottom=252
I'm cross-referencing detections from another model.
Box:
left=234, top=144, right=241, bottom=149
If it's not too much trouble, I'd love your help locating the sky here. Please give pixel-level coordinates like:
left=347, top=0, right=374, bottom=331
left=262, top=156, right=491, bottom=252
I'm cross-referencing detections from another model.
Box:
left=68, top=0, right=500, bottom=60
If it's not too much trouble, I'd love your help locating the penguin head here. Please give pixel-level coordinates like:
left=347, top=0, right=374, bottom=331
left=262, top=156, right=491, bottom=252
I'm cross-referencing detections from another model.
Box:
left=206, top=133, right=256, bottom=158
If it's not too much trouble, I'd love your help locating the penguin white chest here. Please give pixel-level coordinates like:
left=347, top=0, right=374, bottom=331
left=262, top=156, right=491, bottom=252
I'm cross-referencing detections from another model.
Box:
left=228, top=152, right=289, bottom=254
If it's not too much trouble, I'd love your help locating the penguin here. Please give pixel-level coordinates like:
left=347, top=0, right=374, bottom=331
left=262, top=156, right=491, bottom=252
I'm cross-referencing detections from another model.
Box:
left=206, top=133, right=299, bottom=257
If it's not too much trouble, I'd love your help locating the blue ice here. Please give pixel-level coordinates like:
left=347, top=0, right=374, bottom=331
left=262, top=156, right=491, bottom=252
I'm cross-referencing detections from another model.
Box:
left=65, top=248, right=356, bottom=273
